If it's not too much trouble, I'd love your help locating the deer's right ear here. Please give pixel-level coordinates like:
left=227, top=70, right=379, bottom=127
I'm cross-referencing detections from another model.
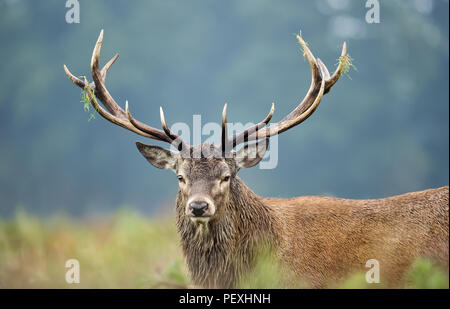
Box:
left=136, top=142, right=177, bottom=171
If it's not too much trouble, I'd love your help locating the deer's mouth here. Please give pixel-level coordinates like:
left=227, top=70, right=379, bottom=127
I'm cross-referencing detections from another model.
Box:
left=189, top=216, right=211, bottom=224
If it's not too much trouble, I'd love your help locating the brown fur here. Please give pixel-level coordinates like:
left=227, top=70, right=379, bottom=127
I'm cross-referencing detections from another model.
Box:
left=175, top=160, right=448, bottom=287
left=176, top=176, right=278, bottom=288
left=265, top=186, right=449, bottom=287
left=138, top=144, right=449, bottom=288
left=140, top=144, right=448, bottom=288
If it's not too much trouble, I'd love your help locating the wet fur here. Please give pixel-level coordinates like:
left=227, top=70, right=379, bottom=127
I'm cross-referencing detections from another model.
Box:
left=177, top=182, right=448, bottom=288
left=176, top=175, right=278, bottom=288
left=140, top=144, right=448, bottom=288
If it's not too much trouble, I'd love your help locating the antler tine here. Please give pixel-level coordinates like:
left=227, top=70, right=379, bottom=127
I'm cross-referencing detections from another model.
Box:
left=231, top=103, right=274, bottom=148
left=159, top=107, right=176, bottom=140
left=324, top=42, right=347, bottom=94
left=64, top=65, right=86, bottom=88
left=125, top=102, right=172, bottom=142
left=159, top=107, right=189, bottom=151
left=100, top=53, right=119, bottom=83
left=90, top=29, right=126, bottom=117
left=221, top=104, right=228, bottom=153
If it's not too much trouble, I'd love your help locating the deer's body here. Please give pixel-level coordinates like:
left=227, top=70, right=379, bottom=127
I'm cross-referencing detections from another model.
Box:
left=177, top=178, right=449, bottom=288
left=65, top=30, right=449, bottom=289
left=267, top=185, right=449, bottom=288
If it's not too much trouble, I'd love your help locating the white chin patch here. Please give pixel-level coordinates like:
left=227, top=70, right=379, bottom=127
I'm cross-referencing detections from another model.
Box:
left=190, top=217, right=210, bottom=224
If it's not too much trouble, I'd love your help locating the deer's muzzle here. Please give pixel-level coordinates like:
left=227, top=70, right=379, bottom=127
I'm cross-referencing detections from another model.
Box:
left=189, top=201, right=209, bottom=217
left=186, top=196, right=215, bottom=220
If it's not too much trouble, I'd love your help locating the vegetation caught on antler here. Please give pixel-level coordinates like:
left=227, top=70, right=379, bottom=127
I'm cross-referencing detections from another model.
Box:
left=338, top=53, right=357, bottom=79
left=80, top=82, right=96, bottom=121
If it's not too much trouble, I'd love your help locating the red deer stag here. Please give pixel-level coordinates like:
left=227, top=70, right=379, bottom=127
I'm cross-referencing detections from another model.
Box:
left=64, top=30, right=449, bottom=288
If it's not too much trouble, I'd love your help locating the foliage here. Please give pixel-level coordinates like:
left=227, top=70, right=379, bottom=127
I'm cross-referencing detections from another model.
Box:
left=0, top=211, right=447, bottom=289
left=406, top=258, right=449, bottom=289
left=0, top=210, right=187, bottom=288
left=80, top=84, right=96, bottom=122
left=338, top=54, right=357, bottom=80
left=237, top=249, right=288, bottom=289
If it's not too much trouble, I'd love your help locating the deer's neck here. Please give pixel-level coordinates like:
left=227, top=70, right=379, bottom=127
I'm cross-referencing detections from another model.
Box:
left=175, top=177, right=279, bottom=288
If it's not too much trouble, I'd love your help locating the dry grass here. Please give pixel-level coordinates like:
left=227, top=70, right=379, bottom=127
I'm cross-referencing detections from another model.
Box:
left=0, top=210, right=188, bottom=288
left=0, top=211, right=447, bottom=289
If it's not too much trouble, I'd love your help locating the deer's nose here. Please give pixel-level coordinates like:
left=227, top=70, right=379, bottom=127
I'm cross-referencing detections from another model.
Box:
left=189, top=201, right=209, bottom=217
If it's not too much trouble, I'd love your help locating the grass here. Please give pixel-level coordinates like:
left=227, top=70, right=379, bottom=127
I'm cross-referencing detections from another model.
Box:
left=337, top=53, right=357, bottom=80
left=80, top=83, right=96, bottom=122
left=0, top=211, right=447, bottom=289
left=0, top=210, right=187, bottom=288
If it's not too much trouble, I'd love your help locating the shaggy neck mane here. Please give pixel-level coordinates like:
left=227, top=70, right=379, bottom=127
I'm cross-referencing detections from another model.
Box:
left=175, top=177, right=279, bottom=288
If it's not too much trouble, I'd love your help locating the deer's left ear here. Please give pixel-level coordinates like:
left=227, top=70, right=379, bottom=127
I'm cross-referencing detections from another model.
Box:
left=234, top=139, right=269, bottom=169
left=136, top=142, right=178, bottom=171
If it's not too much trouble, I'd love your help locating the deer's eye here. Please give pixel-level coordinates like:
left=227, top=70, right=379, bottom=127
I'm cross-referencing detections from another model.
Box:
left=177, top=175, right=185, bottom=182
left=222, top=175, right=231, bottom=182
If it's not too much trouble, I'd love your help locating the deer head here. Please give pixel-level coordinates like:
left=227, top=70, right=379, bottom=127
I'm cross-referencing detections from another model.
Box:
left=64, top=30, right=347, bottom=225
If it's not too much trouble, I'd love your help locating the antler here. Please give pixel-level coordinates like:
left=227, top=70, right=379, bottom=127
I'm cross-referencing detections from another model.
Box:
left=223, top=35, right=348, bottom=149
left=64, top=30, right=188, bottom=151
left=65, top=31, right=346, bottom=155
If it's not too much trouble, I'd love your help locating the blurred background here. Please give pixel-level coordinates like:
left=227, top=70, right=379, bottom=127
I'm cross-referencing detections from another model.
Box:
left=1, top=0, right=448, bottom=218
left=0, top=0, right=448, bottom=289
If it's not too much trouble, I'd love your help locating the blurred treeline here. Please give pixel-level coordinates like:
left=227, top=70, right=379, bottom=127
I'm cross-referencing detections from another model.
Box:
left=0, top=1, right=448, bottom=217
